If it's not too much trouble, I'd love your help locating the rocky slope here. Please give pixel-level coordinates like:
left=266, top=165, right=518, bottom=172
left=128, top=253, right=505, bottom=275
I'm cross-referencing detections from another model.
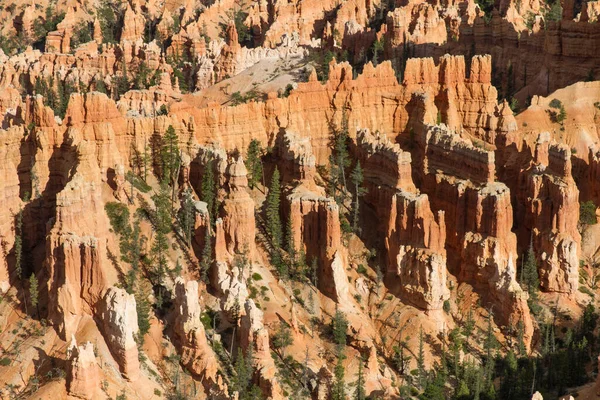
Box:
left=0, top=0, right=599, bottom=399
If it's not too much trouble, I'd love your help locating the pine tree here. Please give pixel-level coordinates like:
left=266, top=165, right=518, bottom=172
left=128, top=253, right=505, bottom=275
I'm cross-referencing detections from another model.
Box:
left=265, top=168, right=284, bottom=276
left=200, top=228, right=212, bottom=282
left=14, top=206, right=23, bottom=278
left=272, top=323, right=294, bottom=357
left=201, top=160, right=217, bottom=226
left=285, top=216, right=296, bottom=276
left=355, top=356, right=366, bottom=400
left=179, top=188, right=196, bottom=246
left=310, top=258, right=319, bottom=290
left=29, top=273, right=38, bottom=317
left=328, top=109, right=351, bottom=204
left=332, top=353, right=346, bottom=400
left=522, top=243, right=539, bottom=293
left=349, top=161, right=367, bottom=233
left=161, top=125, right=180, bottom=186
left=246, top=139, right=263, bottom=189
left=417, top=327, right=426, bottom=389
left=483, top=310, right=497, bottom=391
left=151, top=182, right=171, bottom=280
left=135, top=277, right=152, bottom=343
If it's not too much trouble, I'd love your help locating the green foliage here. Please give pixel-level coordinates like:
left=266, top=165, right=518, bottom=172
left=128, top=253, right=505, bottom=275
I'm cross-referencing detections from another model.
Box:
left=549, top=98, right=563, bottom=109
left=14, top=207, right=23, bottom=279
left=200, top=160, right=218, bottom=225
left=417, top=327, right=426, bottom=388
left=475, top=0, right=494, bottom=20
left=544, top=0, right=563, bottom=22
left=220, top=8, right=252, bottom=46
left=266, top=168, right=285, bottom=277
left=443, top=300, right=451, bottom=314
left=133, top=62, right=153, bottom=90
left=272, top=323, right=294, bottom=355
left=125, top=171, right=151, bottom=193
left=332, top=309, right=348, bottom=351
left=580, top=201, right=597, bottom=226
left=105, top=202, right=131, bottom=234
left=521, top=244, right=540, bottom=293
left=229, top=89, right=264, bottom=106
left=33, top=76, right=75, bottom=119
left=135, top=277, right=153, bottom=342
left=328, top=110, right=351, bottom=205
left=161, top=125, right=180, bottom=185
left=29, top=273, right=39, bottom=312
left=70, top=21, right=92, bottom=50
left=0, top=358, right=11, bottom=366
left=251, top=272, right=262, bottom=281
left=350, top=161, right=367, bottom=233
left=151, top=182, right=172, bottom=279
left=200, top=228, right=212, bottom=282
left=312, top=50, right=335, bottom=82
left=246, top=139, right=264, bottom=189
left=178, top=188, right=196, bottom=246
left=370, top=38, right=385, bottom=66
left=157, top=104, right=169, bottom=116
left=354, top=357, right=366, bottom=400
left=231, top=348, right=263, bottom=400
left=97, top=0, right=122, bottom=44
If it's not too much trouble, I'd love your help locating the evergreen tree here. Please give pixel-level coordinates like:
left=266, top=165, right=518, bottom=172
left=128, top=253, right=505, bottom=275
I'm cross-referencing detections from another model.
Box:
left=200, top=228, right=212, bottom=282
left=265, top=168, right=285, bottom=276
left=246, top=139, right=263, bottom=189
left=151, top=182, right=172, bottom=280
left=200, top=160, right=217, bottom=226
left=332, top=353, right=346, bottom=400
left=329, top=309, right=349, bottom=398
left=285, top=216, right=296, bottom=276
left=135, top=277, right=153, bottom=343
left=483, top=310, right=497, bottom=392
left=179, top=188, right=196, bottom=246
left=328, top=110, right=351, bottom=205
left=14, top=206, right=23, bottom=279
left=29, top=273, right=39, bottom=317
left=272, top=323, right=294, bottom=357
left=161, top=125, right=180, bottom=186
left=417, top=327, right=426, bottom=389
left=349, top=161, right=367, bottom=233
left=355, top=357, right=366, bottom=400
left=522, top=243, right=539, bottom=293
left=311, top=258, right=319, bottom=287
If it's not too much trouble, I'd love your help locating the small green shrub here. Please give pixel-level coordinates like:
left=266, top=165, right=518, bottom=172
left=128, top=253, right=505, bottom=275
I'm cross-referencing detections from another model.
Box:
left=443, top=300, right=451, bottom=314
left=252, top=272, right=263, bottom=281
left=357, top=264, right=368, bottom=275
left=105, top=202, right=130, bottom=234
left=549, top=98, right=563, bottom=109
left=580, top=201, right=597, bottom=226
left=0, top=358, right=10, bottom=366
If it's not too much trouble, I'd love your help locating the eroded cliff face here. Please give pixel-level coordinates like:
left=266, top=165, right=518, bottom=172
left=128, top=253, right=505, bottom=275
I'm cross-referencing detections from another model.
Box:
left=516, top=134, right=581, bottom=293
left=414, top=124, right=533, bottom=346
left=0, top=0, right=598, bottom=396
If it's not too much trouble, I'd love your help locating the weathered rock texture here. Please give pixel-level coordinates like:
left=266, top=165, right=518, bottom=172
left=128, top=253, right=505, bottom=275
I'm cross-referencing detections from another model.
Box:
left=354, top=128, right=449, bottom=310
left=173, top=278, right=227, bottom=396
left=67, top=339, right=100, bottom=399
left=240, top=299, right=283, bottom=400
left=415, top=124, right=533, bottom=345
left=516, top=133, right=580, bottom=293
left=98, top=287, right=140, bottom=380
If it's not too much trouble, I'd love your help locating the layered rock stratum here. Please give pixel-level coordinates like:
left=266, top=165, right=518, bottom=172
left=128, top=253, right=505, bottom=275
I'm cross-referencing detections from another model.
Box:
left=0, top=0, right=599, bottom=398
